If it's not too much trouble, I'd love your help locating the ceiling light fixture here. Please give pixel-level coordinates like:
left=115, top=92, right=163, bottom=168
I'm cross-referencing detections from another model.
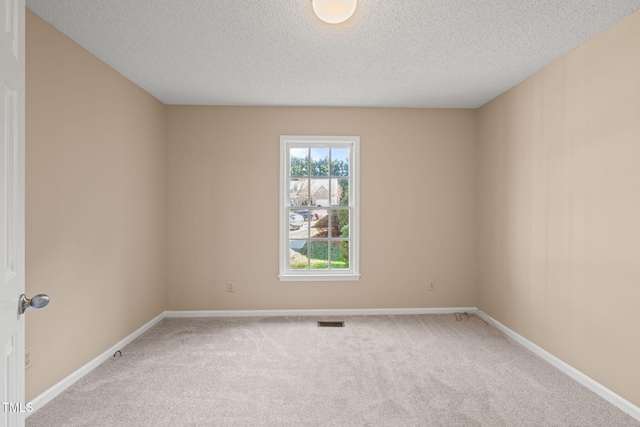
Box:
left=312, top=0, right=357, bottom=24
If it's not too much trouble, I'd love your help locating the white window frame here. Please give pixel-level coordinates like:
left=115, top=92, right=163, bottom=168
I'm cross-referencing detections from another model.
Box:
left=279, top=135, right=360, bottom=281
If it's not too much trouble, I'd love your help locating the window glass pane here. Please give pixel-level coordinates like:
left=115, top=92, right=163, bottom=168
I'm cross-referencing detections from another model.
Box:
left=309, top=241, right=329, bottom=269
left=330, top=209, right=349, bottom=238
left=289, top=211, right=306, bottom=234
left=310, top=210, right=328, bottom=239
left=292, top=209, right=321, bottom=223
left=290, top=148, right=309, bottom=176
left=310, top=148, right=329, bottom=177
left=331, top=241, right=349, bottom=269
left=331, top=148, right=350, bottom=176
left=310, top=178, right=330, bottom=207
left=289, top=178, right=309, bottom=207
left=331, top=178, right=349, bottom=206
left=289, top=240, right=308, bottom=269
left=289, top=213, right=308, bottom=241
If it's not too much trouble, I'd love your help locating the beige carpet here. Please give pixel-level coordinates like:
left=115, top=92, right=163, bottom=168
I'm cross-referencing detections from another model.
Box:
left=26, top=314, right=639, bottom=426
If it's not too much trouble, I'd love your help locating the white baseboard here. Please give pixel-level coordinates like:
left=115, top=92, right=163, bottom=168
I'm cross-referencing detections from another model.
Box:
left=475, top=310, right=640, bottom=422
left=27, top=312, right=165, bottom=415
left=165, top=307, right=478, bottom=318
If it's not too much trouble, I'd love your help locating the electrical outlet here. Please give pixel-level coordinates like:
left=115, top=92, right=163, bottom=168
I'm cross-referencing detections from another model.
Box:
left=227, top=281, right=235, bottom=292
left=25, top=346, right=33, bottom=370
left=428, top=281, right=437, bottom=291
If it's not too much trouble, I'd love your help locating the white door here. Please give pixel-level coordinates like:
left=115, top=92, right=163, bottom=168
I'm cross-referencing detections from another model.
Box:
left=1, top=0, right=26, bottom=426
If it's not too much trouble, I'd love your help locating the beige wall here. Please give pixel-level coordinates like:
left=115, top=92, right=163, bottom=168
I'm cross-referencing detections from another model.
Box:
left=166, top=106, right=478, bottom=310
left=25, top=11, right=166, bottom=401
left=478, top=10, right=640, bottom=406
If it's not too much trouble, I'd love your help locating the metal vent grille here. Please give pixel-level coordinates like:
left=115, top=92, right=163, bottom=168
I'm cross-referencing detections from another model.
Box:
left=317, top=321, right=345, bottom=327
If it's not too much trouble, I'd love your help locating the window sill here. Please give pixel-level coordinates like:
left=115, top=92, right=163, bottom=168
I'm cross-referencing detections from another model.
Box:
left=278, top=273, right=361, bottom=282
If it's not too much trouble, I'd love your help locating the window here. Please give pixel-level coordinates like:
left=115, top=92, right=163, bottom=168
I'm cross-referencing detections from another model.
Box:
left=279, top=136, right=360, bottom=281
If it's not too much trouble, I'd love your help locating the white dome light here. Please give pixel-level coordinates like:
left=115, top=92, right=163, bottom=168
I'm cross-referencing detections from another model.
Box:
left=312, top=0, right=357, bottom=24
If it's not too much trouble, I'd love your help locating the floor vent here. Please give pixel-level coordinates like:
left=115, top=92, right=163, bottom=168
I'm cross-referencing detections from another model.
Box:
left=317, top=321, right=345, bottom=327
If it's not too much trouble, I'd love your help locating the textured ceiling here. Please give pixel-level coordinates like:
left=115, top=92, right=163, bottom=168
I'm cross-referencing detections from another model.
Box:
left=26, top=0, right=640, bottom=108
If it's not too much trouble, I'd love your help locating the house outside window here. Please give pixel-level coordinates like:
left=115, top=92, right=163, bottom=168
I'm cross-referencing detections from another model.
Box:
left=279, top=136, right=360, bottom=281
